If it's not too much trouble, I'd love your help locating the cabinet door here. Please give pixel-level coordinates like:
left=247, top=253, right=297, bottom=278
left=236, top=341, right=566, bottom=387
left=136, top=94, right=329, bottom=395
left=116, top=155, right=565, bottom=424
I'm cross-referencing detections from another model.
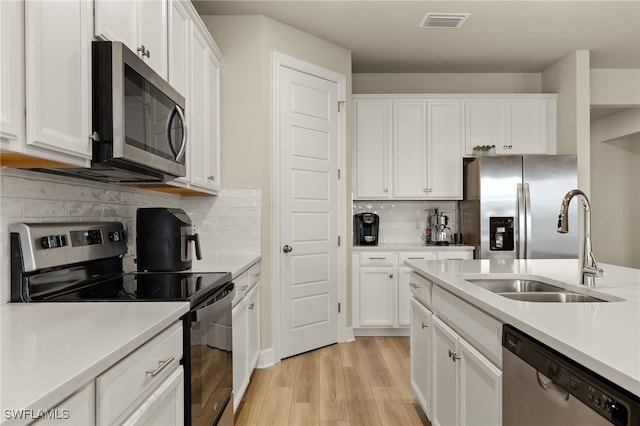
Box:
left=33, top=382, right=95, bottom=426
left=247, top=285, right=261, bottom=371
left=205, top=47, right=221, bottom=190
left=427, top=101, right=463, bottom=199
left=232, top=298, right=249, bottom=412
left=432, top=316, right=459, bottom=426
left=458, top=338, right=502, bottom=426
left=25, top=0, right=92, bottom=164
left=410, top=298, right=432, bottom=419
left=188, top=26, right=209, bottom=187
left=355, top=100, right=390, bottom=199
left=464, top=100, right=506, bottom=156
left=0, top=0, right=24, bottom=146
left=121, top=368, right=184, bottom=426
left=138, top=0, right=168, bottom=79
left=392, top=101, right=427, bottom=198
left=359, top=266, right=395, bottom=327
left=507, top=100, right=548, bottom=154
left=398, top=266, right=413, bottom=327
left=95, top=0, right=136, bottom=46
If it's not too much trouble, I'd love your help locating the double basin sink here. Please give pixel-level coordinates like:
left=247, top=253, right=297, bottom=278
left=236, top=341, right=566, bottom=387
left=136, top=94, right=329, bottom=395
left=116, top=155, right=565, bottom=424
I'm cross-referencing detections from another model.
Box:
left=461, top=277, right=618, bottom=303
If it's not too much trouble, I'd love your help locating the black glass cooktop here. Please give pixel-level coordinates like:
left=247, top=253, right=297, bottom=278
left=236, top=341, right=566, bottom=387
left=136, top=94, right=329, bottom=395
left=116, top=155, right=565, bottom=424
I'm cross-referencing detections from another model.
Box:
left=31, top=271, right=232, bottom=307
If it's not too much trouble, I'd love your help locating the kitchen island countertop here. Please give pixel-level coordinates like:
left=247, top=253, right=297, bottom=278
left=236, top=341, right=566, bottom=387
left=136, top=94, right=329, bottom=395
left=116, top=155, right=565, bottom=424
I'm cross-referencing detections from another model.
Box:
left=0, top=302, right=189, bottom=425
left=405, top=258, right=640, bottom=397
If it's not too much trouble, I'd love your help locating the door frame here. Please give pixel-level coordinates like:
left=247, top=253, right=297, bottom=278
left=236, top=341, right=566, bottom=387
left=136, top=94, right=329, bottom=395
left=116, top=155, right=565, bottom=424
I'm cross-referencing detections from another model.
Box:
left=271, top=51, right=347, bottom=363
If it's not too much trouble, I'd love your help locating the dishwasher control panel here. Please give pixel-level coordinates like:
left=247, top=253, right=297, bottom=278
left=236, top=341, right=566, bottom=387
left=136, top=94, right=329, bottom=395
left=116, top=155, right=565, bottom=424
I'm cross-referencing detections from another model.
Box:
left=503, top=325, right=639, bottom=426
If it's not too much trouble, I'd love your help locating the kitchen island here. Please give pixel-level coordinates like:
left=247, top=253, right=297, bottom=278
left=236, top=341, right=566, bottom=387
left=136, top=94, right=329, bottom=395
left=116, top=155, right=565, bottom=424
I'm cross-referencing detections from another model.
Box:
left=405, top=258, right=640, bottom=397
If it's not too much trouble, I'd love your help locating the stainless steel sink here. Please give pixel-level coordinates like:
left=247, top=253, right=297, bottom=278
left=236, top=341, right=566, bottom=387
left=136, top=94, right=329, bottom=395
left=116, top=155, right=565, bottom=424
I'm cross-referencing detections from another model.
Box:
left=462, top=277, right=612, bottom=303
left=465, top=278, right=565, bottom=293
left=499, top=292, right=606, bottom=303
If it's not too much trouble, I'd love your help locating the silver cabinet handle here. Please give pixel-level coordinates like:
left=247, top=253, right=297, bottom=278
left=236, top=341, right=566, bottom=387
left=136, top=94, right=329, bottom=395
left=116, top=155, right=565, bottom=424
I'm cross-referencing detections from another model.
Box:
left=368, top=257, right=386, bottom=260
left=421, top=322, right=428, bottom=329
left=383, top=188, right=388, bottom=193
left=409, top=283, right=419, bottom=288
left=146, top=356, right=175, bottom=377
left=388, top=273, right=394, bottom=278
left=207, top=176, right=215, bottom=181
left=89, top=131, right=100, bottom=142
left=408, top=257, right=425, bottom=260
left=282, top=245, right=293, bottom=253
left=448, top=349, right=460, bottom=362
left=137, top=45, right=150, bottom=58
left=248, top=302, right=255, bottom=310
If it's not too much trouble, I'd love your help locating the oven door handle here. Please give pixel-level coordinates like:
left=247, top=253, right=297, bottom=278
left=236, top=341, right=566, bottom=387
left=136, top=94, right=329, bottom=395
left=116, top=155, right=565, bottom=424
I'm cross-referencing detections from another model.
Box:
left=193, top=284, right=235, bottom=322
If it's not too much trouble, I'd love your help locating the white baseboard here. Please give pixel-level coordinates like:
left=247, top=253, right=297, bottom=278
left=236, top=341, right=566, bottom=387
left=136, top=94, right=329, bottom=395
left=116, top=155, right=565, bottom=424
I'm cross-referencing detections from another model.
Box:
left=343, top=326, right=355, bottom=342
left=353, top=327, right=410, bottom=337
left=257, top=348, right=275, bottom=368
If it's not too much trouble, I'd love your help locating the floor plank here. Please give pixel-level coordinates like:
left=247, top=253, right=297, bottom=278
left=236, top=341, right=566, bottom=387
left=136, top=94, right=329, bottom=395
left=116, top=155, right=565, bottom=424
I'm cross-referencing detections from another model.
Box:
left=235, top=336, right=431, bottom=426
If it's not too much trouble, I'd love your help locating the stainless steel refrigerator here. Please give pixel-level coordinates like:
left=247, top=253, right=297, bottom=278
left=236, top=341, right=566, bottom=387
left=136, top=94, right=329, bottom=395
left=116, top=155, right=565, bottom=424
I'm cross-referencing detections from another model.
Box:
left=461, top=155, right=579, bottom=259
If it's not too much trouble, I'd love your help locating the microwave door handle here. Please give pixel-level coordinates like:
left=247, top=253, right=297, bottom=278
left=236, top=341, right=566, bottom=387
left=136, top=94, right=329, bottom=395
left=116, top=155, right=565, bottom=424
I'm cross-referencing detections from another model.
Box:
left=174, top=105, right=187, bottom=162
left=165, top=105, right=187, bottom=162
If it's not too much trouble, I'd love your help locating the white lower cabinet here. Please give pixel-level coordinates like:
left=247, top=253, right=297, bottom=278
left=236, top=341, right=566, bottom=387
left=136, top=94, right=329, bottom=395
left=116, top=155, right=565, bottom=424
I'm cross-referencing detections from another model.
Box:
left=410, top=297, right=432, bottom=419
left=353, top=249, right=472, bottom=333
left=431, top=316, right=502, bottom=426
left=410, top=275, right=502, bottom=426
left=96, top=323, right=183, bottom=426
left=232, top=262, right=262, bottom=411
left=32, top=382, right=96, bottom=426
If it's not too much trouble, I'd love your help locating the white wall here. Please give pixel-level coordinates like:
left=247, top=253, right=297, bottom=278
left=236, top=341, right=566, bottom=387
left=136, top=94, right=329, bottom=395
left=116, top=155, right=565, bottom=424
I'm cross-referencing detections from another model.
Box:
left=353, top=73, right=542, bottom=94
left=541, top=50, right=591, bottom=193
left=590, top=109, right=640, bottom=268
left=201, top=14, right=352, bottom=351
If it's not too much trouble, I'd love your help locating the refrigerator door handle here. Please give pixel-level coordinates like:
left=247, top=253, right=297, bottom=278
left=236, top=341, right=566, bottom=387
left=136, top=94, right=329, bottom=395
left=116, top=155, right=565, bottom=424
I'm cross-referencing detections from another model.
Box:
left=517, top=183, right=526, bottom=259
left=524, top=183, right=532, bottom=259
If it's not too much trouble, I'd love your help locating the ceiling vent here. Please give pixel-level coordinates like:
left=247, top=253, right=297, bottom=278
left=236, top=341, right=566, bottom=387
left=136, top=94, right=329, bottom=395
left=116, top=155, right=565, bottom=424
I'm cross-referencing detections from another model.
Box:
left=419, top=12, right=470, bottom=29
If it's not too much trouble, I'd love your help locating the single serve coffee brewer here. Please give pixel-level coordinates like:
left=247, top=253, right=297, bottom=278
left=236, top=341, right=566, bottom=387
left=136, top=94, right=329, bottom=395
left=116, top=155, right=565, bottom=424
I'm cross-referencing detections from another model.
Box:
left=354, top=212, right=380, bottom=246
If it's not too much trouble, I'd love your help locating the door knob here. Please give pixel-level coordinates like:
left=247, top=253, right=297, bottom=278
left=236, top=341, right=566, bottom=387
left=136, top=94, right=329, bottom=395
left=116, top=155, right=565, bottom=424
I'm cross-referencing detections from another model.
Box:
left=282, top=245, right=293, bottom=253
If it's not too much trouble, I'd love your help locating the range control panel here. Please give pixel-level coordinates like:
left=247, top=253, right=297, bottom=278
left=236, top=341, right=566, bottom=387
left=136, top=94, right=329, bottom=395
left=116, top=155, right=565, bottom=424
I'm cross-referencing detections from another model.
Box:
left=10, top=222, right=128, bottom=272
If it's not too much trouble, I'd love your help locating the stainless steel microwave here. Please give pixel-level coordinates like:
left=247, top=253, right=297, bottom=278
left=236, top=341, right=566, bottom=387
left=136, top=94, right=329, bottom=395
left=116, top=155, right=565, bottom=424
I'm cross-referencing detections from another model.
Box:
left=37, top=41, right=187, bottom=183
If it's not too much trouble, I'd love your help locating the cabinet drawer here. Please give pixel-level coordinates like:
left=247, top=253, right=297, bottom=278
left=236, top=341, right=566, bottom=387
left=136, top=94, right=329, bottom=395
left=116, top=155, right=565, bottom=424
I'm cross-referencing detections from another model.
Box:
left=399, top=252, right=437, bottom=264
left=359, top=252, right=394, bottom=266
left=437, top=250, right=473, bottom=260
left=96, top=322, right=183, bottom=425
left=409, top=271, right=433, bottom=308
left=433, top=286, right=502, bottom=367
left=247, top=261, right=261, bottom=288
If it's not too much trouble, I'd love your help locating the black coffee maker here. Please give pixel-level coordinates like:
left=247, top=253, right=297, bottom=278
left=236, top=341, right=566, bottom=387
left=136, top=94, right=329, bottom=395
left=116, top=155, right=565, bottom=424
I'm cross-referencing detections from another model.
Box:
left=354, top=212, right=380, bottom=246
left=136, top=208, right=202, bottom=271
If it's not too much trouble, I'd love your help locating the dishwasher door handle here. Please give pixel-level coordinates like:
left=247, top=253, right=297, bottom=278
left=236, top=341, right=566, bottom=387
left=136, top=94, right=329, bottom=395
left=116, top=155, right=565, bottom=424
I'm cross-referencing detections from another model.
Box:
left=536, top=371, right=570, bottom=404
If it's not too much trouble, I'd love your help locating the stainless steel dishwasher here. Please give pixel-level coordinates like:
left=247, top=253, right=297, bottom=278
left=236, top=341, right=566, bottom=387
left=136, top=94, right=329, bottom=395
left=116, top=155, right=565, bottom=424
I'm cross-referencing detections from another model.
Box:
left=502, top=325, right=640, bottom=426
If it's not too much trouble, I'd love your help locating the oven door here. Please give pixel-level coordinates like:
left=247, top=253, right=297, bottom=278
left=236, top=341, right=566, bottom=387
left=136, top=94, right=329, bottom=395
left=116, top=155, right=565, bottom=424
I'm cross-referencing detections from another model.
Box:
left=186, top=283, right=234, bottom=426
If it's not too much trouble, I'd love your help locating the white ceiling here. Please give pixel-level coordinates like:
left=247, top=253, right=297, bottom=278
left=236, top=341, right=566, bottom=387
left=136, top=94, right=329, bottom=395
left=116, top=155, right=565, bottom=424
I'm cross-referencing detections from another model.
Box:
left=192, top=0, right=640, bottom=73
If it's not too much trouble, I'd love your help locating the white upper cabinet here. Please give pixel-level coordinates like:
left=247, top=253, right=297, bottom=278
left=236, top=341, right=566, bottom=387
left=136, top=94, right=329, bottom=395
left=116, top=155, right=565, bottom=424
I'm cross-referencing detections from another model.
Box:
left=24, top=0, right=93, bottom=165
left=355, top=100, right=391, bottom=199
left=167, top=0, right=222, bottom=194
left=354, top=96, right=463, bottom=200
left=427, top=101, right=463, bottom=199
left=0, top=0, right=24, bottom=147
left=464, top=95, right=557, bottom=155
left=393, top=101, right=428, bottom=198
left=95, top=0, right=168, bottom=79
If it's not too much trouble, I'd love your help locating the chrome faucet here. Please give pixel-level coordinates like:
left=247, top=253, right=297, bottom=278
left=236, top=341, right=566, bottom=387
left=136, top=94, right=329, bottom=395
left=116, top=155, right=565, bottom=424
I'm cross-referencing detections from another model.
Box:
left=557, top=189, right=603, bottom=286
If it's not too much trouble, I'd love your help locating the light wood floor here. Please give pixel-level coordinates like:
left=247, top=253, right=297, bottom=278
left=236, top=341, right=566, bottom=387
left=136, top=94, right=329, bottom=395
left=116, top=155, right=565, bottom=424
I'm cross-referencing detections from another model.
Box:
left=234, top=336, right=431, bottom=426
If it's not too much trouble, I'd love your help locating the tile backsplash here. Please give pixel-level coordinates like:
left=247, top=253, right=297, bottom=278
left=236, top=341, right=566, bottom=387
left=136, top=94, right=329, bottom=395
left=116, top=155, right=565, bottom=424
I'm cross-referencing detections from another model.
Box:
left=353, top=200, right=459, bottom=244
left=0, top=168, right=261, bottom=303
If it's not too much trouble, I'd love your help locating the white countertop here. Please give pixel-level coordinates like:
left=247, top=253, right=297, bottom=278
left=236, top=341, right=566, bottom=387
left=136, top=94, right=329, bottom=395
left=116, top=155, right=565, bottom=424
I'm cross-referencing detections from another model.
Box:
left=405, top=259, right=640, bottom=397
left=0, top=302, right=189, bottom=425
left=353, top=243, right=474, bottom=251
left=190, top=253, right=262, bottom=278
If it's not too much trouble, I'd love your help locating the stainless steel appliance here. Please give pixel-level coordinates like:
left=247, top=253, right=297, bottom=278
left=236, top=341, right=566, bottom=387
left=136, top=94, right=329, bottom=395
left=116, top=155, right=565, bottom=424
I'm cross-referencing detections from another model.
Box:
left=35, top=41, right=187, bottom=183
left=136, top=208, right=202, bottom=272
left=461, top=155, right=579, bottom=259
left=354, top=212, right=380, bottom=245
left=10, top=222, right=233, bottom=426
left=503, top=325, right=640, bottom=425
left=430, top=208, right=452, bottom=245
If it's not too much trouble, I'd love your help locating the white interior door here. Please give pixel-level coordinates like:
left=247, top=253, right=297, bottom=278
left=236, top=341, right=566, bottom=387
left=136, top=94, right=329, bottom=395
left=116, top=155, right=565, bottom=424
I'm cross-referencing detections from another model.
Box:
left=279, top=65, right=339, bottom=359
